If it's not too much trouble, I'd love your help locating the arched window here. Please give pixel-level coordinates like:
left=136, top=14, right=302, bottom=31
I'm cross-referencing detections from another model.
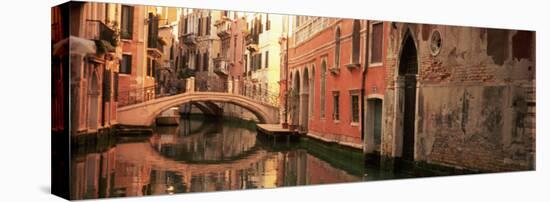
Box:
left=352, top=20, right=361, bottom=64
left=195, top=52, right=201, bottom=71
left=320, top=59, right=327, bottom=118
left=334, top=27, right=341, bottom=68
left=310, top=65, right=315, bottom=116
left=203, top=52, right=209, bottom=71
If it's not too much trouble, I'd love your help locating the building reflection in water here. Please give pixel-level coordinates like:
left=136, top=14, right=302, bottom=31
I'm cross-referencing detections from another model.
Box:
left=70, top=116, right=362, bottom=200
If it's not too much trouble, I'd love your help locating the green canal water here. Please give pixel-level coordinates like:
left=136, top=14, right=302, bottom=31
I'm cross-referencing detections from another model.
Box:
left=69, top=115, right=472, bottom=200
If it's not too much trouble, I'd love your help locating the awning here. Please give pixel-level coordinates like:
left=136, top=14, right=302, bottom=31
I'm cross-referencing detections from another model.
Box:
left=52, top=36, right=97, bottom=56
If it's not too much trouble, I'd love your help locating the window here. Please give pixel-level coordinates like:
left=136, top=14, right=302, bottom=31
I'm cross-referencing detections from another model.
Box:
left=120, top=54, right=132, bottom=74
left=196, top=53, right=201, bottom=71
left=334, top=27, right=341, bottom=68
left=147, top=58, right=152, bottom=77
left=257, top=53, right=262, bottom=70
left=320, top=59, right=327, bottom=118
left=370, top=22, right=383, bottom=64
left=259, top=15, right=263, bottom=33
left=147, top=13, right=159, bottom=49
left=265, top=51, right=269, bottom=68
left=333, top=92, right=340, bottom=121
left=352, top=20, right=361, bottom=64
left=121, top=6, right=133, bottom=39
left=266, top=15, right=271, bottom=31
left=103, top=69, right=111, bottom=101
left=198, top=17, right=202, bottom=36
left=152, top=61, right=157, bottom=78
left=205, top=16, right=211, bottom=35
left=203, top=52, right=209, bottom=71
left=183, top=17, right=188, bottom=34
left=351, top=94, right=359, bottom=123
left=310, top=66, right=315, bottom=116
left=114, top=72, right=119, bottom=101
left=244, top=54, right=248, bottom=72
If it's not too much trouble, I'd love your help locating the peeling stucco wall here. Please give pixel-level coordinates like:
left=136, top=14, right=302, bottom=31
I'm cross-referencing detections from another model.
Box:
left=382, top=23, right=535, bottom=172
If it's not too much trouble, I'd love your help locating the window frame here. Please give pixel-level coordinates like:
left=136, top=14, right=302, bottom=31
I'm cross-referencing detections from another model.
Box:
left=349, top=89, right=360, bottom=125
left=334, top=26, right=341, bottom=69
left=332, top=91, right=340, bottom=122
left=320, top=57, right=328, bottom=119
left=265, top=51, right=269, bottom=68
left=120, top=54, right=132, bottom=74
left=369, top=21, right=384, bottom=67
left=121, top=5, right=134, bottom=40
left=351, top=20, right=361, bottom=64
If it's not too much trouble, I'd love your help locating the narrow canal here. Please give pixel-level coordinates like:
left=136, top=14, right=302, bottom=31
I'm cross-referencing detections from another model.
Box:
left=70, top=114, right=469, bottom=199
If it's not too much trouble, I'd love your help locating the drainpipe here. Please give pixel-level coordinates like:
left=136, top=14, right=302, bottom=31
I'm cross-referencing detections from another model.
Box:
left=360, top=20, right=370, bottom=151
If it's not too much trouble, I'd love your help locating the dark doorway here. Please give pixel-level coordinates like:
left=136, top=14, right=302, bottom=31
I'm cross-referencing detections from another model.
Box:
left=373, top=99, right=382, bottom=149
left=399, top=32, right=418, bottom=161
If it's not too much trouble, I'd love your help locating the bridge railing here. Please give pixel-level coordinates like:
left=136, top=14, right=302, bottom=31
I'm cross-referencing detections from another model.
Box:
left=238, top=89, right=280, bottom=107
left=118, top=85, right=160, bottom=107
left=118, top=83, right=189, bottom=107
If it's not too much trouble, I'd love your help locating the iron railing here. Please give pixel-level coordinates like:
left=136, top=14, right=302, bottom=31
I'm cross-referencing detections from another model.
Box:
left=118, top=84, right=163, bottom=107
left=118, top=78, right=280, bottom=108
left=85, top=20, right=117, bottom=47
left=239, top=88, right=280, bottom=107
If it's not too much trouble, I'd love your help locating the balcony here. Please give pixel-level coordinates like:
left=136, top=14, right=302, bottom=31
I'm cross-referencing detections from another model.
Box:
left=85, top=20, right=118, bottom=53
left=213, top=57, right=229, bottom=76
left=183, top=33, right=197, bottom=45
left=215, top=19, right=231, bottom=39
left=147, top=38, right=163, bottom=58
left=329, top=66, right=340, bottom=75
left=245, top=34, right=259, bottom=52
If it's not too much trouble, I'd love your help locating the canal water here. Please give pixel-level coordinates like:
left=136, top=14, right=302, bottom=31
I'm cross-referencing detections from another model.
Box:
left=70, top=115, right=469, bottom=200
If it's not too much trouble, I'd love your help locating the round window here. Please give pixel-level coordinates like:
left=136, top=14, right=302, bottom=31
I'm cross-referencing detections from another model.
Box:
left=430, top=30, right=442, bottom=56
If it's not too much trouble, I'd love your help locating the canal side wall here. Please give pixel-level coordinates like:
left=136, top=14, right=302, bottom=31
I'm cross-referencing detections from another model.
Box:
left=382, top=23, right=535, bottom=172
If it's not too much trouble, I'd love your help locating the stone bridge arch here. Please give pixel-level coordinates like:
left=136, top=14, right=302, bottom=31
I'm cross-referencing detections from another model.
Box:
left=117, top=92, right=279, bottom=126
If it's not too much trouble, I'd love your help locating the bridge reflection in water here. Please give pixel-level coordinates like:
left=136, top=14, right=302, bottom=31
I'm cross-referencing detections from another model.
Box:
left=70, top=115, right=363, bottom=200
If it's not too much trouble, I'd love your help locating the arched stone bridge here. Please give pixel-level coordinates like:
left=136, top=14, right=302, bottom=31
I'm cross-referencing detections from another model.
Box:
left=117, top=92, right=279, bottom=126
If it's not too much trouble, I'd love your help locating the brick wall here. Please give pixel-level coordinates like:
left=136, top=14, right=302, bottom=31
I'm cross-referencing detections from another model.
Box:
left=382, top=23, right=535, bottom=172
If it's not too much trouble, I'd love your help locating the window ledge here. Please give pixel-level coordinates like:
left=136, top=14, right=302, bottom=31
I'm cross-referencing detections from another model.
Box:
left=346, top=63, right=361, bottom=70
left=350, top=122, right=359, bottom=127
left=329, top=66, right=340, bottom=75
left=368, top=62, right=383, bottom=67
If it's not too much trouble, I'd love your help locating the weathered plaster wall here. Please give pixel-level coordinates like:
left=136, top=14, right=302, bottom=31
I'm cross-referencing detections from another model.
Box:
left=383, top=23, right=535, bottom=172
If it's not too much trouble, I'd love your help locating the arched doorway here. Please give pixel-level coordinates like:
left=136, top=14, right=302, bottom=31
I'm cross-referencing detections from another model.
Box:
left=300, top=68, right=309, bottom=132
left=88, top=69, right=99, bottom=131
left=292, top=71, right=300, bottom=127
left=398, top=31, right=418, bottom=161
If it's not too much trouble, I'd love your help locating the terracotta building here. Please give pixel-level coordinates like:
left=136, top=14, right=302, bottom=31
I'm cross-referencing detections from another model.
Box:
left=178, top=9, right=224, bottom=92
left=284, top=17, right=389, bottom=149
left=156, top=7, right=180, bottom=96
left=116, top=5, right=174, bottom=106
left=243, top=13, right=284, bottom=105
left=381, top=23, right=536, bottom=171
left=56, top=2, right=121, bottom=136
left=213, top=11, right=247, bottom=95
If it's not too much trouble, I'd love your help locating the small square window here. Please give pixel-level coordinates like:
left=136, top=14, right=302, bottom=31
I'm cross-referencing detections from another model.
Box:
left=120, top=54, right=132, bottom=74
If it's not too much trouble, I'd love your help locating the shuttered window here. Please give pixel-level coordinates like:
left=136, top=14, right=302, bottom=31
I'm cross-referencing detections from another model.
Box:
left=121, top=6, right=133, bottom=39
left=371, top=23, right=383, bottom=64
